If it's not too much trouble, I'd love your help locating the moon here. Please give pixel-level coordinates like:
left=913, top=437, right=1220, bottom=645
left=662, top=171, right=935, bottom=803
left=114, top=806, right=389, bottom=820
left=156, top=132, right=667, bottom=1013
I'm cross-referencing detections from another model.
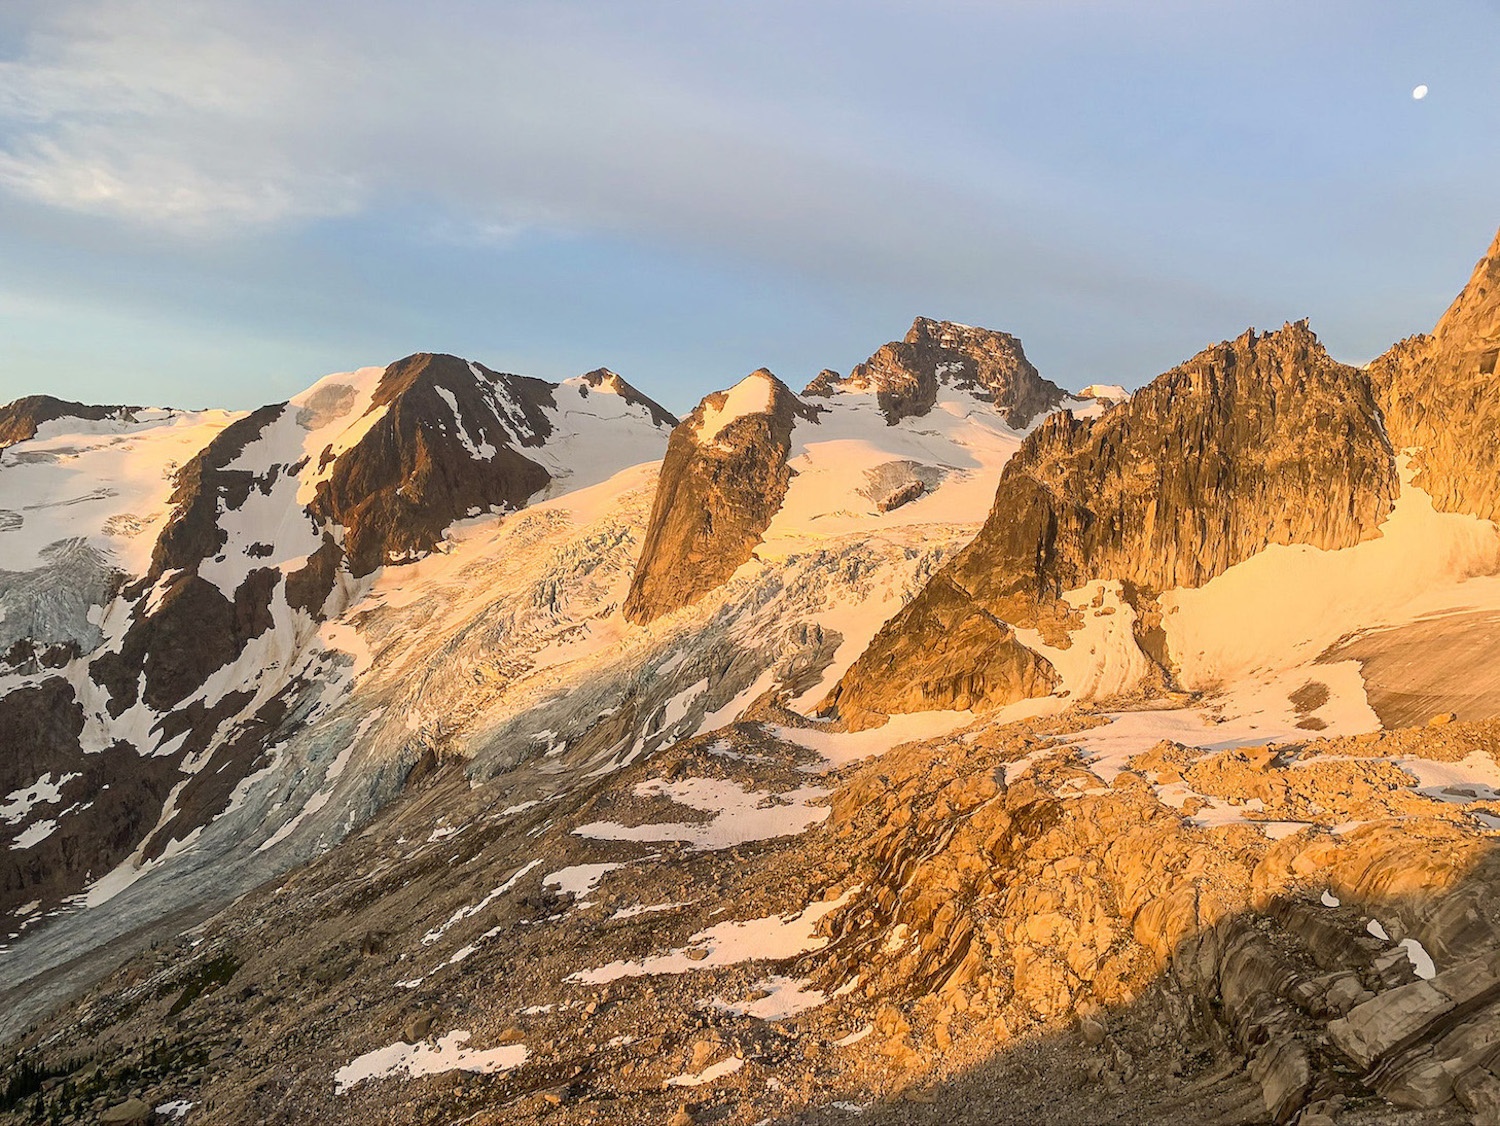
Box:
left=1413, top=84, right=1429, bottom=100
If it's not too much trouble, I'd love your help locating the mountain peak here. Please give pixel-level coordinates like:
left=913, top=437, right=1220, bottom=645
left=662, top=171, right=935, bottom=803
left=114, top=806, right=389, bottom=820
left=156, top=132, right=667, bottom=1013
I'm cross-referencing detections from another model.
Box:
left=623, top=369, right=813, bottom=624
left=574, top=368, right=679, bottom=428
left=816, top=317, right=1066, bottom=427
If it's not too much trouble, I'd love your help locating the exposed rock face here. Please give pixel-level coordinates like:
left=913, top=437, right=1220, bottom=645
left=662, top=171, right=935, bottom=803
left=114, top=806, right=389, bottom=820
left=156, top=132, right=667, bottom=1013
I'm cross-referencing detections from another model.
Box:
left=623, top=370, right=817, bottom=624
left=827, top=321, right=1399, bottom=718
left=0, top=395, right=131, bottom=449
left=1369, top=226, right=1500, bottom=523
left=94, top=404, right=288, bottom=714
left=814, top=718, right=1500, bottom=1125
left=823, top=574, right=1059, bottom=727
left=810, top=317, right=1066, bottom=427
left=306, top=353, right=558, bottom=576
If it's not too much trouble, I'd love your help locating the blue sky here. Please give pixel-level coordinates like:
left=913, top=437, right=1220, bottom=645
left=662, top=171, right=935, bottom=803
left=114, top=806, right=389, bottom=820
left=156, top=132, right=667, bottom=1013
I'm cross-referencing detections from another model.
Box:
left=1, top=0, right=1497, bottom=414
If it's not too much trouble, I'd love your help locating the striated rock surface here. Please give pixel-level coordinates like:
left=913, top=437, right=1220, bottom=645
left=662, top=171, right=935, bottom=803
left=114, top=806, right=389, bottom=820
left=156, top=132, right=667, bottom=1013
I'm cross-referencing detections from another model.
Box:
left=807, top=317, right=1066, bottom=427
left=623, top=369, right=818, bottom=624
left=1370, top=225, right=1500, bottom=523
left=827, top=321, right=1399, bottom=718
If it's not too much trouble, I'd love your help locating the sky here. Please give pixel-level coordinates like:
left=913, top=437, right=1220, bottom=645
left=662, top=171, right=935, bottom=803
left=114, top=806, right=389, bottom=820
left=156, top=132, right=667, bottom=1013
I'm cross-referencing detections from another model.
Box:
left=1, top=0, right=1498, bottom=414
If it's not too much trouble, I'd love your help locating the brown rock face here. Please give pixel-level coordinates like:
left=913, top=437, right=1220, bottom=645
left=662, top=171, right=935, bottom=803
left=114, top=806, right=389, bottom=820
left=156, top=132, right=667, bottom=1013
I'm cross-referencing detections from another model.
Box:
left=827, top=321, right=1398, bottom=718
left=623, top=370, right=817, bottom=625
left=306, top=353, right=558, bottom=576
left=823, top=573, right=1059, bottom=727
left=0, top=679, right=179, bottom=920
left=808, top=318, right=1066, bottom=427
left=0, top=395, right=132, bottom=449
left=1369, top=226, right=1500, bottom=522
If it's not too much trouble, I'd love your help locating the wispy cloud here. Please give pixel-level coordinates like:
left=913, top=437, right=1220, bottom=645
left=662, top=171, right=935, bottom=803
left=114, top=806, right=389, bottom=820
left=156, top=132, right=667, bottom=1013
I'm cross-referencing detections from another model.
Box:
left=0, top=0, right=372, bottom=225
left=0, top=0, right=1121, bottom=296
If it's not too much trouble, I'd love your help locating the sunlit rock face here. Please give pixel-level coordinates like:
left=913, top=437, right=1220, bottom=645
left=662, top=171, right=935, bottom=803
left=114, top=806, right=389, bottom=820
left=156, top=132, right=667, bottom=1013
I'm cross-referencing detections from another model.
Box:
left=623, top=369, right=817, bottom=625
left=1370, top=226, right=1500, bottom=524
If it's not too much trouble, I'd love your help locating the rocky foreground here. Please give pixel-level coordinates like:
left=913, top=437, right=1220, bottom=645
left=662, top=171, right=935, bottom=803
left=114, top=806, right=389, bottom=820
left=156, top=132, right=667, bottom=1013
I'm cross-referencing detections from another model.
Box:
left=5, top=698, right=1500, bottom=1125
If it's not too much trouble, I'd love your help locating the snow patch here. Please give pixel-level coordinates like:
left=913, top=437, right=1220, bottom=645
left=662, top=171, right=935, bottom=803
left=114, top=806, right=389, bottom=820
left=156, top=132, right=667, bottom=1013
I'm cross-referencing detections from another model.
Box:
left=665, top=1055, right=743, bottom=1088
left=0, top=772, right=78, bottom=824
left=543, top=862, right=624, bottom=902
left=1163, top=463, right=1500, bottom=691
left=697, top=372, right=776, bottom=445
left=574, top=776, right=829, bottom=851
left=708, top=975, right=828, bottom=1020
left=1400, top=937, right=1437, bottom=979
left=569, top=887, right=858, bottom=985
left=334, top=1031, right=528, bottom=1094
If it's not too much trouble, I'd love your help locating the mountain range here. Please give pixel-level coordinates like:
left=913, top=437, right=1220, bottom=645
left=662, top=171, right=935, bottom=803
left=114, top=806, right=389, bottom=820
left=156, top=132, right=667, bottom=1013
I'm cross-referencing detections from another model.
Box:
left=1, top=230, right=1499, bottom=1125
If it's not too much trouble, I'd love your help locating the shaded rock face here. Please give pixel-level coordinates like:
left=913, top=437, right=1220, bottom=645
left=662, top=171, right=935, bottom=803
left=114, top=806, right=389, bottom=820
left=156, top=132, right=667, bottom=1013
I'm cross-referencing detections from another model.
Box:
left=623, top=370, right=817, bottom=624
left=828, top=322, right=1399, bottom=718
left=0, top=678, right=179, bottom=920
left=0, top=395, right=131, bottom=450
left=808, top=317, right=1066, bottom=427
left=306, top=353, right=558, bottom=577
left=95, top=405, right=288, bottom=714
left=1370, top=226, right=1500, bottom=523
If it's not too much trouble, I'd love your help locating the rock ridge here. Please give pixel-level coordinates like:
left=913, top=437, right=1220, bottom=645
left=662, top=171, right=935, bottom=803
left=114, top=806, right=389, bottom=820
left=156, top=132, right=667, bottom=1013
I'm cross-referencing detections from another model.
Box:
left=827, top=320, right=1400, bottom=719
left=1370, top=225, right=1500, bottom=523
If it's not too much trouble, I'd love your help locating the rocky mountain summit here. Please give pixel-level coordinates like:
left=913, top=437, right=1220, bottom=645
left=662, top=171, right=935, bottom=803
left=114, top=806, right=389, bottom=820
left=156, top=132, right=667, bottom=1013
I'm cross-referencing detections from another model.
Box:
left=804, top=317, right=1066, bottom=427
left=0, top=396, right=135, bottom=451
left=3, top=233, right=1500, bottom=1126
left=624, top=370, right=816, bottom=624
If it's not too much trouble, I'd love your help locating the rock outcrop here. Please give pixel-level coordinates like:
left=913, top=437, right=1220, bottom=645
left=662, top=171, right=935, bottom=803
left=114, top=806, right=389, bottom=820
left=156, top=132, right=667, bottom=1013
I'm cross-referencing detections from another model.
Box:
left=814, top=718, right=1500, bottom=1125
left=305, top=353, right=558, bottom=576
left=0, top=395, right=132, bottom=449
left=623, top=370, right=817, bottom=624
left=1369, top=225, right=1500, bottom=523
left=806, top=317, right=1066, bottom=427
left=826, top=321, right=1399, bottom=718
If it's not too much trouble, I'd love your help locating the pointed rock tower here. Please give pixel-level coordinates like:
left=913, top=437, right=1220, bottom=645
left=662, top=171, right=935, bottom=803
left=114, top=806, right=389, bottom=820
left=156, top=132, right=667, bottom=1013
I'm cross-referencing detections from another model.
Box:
left=623, top=370, right=818, bottom=624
